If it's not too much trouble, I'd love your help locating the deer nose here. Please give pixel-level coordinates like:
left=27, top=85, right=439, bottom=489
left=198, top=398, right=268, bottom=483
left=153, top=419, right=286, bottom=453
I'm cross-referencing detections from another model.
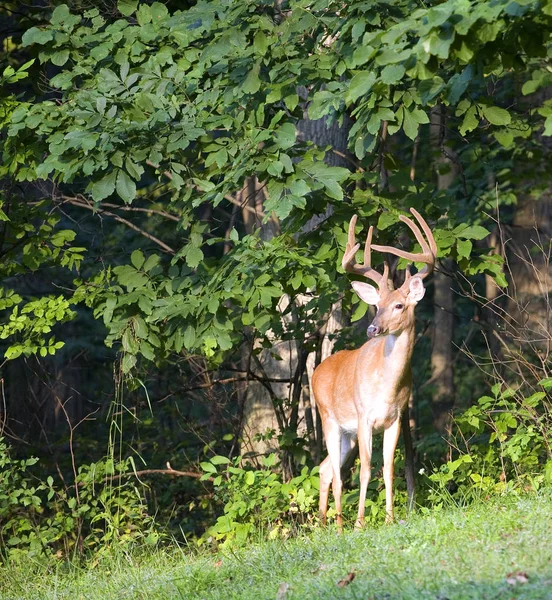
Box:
left=367, top=324, right=381, bottom=338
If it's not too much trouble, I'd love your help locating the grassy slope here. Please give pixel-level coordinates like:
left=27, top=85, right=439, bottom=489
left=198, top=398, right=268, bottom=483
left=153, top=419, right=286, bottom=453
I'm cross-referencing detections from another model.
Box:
left=1, top=490, right=551, bottom=600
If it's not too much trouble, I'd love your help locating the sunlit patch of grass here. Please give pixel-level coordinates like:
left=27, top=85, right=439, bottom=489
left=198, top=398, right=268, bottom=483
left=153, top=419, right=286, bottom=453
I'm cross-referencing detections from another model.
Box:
left=1, top=488, right=551, bottom=600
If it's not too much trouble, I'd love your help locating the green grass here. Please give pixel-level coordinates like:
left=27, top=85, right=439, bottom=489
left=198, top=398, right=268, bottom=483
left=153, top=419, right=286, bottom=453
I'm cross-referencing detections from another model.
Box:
left=1, top=490, right=552, bottom=599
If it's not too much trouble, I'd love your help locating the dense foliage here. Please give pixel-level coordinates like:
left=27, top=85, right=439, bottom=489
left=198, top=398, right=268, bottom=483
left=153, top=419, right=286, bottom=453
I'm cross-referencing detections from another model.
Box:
left=0, top=0, right=551, bottom=556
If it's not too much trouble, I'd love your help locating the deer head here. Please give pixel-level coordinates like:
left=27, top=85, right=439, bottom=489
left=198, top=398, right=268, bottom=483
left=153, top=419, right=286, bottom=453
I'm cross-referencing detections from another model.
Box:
left=342, top=208, right=437, bottom=338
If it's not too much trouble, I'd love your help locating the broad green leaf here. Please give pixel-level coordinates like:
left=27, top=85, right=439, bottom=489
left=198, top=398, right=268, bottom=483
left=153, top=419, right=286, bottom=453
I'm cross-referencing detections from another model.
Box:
left=422, top=28, right=455, bottom=60
left=50, top=4, right=80, bottom=28
left=151, top=1, right=169, bottom=23
left=90, top=171, right=117, bottom=202
left=544, top=114, right=552, bottom=136
left=116, top=169, right=137, bottom=204
left=377, top=212, right=398, bottom=230
left=446, top=66, right=473, bottom=105
left=22, top=28, right=53, bottom=46
left=402, top=107, right=428, bottom=141
left=200, top=461, right=217, bottom=474
left=346, top=71, right=376, bottom=103
left=481, top=105, right=511, bottom=126
left=381, top=64, right=405, bottom=85
left=143, top=254, right=160, bottom=272
left=274, top=123, right=296, bottom=150
left=208, top=295, right=219, bottom=314
left=457, top=239, right=472, bottom=259
left=253, top=31, right=268, bottom=55
left=185, top=246, right=203, bottom=268
left=122, top=353, right=137, bottom=372
left=183, top=325, right=196, bottom=349
left=459, top=105, right=479, bottom=136
left=242, top=61, right=261, bottom=94
left=211, top=455, right=231, bottom=465
left=118, top=0, right=138, bottom=16
left=494, top=129, right=514, bottom=147
left=51, top=50, right=70, bottom=67
left=419, top=76, right=445, bottom=104
left=308, top=91, right=335, bottom=120
left=131, top=249, right=145, bottom=270
left=454, top=224, right=490, bottom=240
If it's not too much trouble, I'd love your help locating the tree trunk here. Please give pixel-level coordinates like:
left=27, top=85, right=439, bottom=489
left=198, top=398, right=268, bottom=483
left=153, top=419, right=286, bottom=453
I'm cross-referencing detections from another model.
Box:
left=430, top=106, right=456, bottom=436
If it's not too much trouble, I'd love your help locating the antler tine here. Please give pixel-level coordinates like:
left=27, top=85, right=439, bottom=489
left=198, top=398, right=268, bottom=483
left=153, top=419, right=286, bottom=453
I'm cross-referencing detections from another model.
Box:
left=342, top=216, right=384, bottom=287
left=370, top=208, right=436, bottom=280
left=410, top=207, right=438, bottom=257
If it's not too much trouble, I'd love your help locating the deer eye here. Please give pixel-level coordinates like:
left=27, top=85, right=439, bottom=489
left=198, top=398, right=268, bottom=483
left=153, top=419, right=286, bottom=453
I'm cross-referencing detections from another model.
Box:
left=395, top=303, right=404, bottom=310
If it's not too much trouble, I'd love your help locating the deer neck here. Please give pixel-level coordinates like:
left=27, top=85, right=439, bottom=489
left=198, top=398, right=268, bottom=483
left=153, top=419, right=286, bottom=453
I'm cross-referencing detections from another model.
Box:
left=363, top=322, right=416, bottom=383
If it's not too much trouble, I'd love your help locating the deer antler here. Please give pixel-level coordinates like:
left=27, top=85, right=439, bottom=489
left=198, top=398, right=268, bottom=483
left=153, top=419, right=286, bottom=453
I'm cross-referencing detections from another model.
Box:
left=342, top=215, right=389, bottom=289
left=370, top=208, right=437, bottom=282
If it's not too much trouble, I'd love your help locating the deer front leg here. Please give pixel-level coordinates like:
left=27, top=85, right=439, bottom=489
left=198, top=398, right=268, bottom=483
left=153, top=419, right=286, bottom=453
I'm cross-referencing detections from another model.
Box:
left=318, top=456, right=332, bottom=526
left=356, top=416, right=373, bottom=528
left=322, top=421, right=344, bottom=530
left=382, top=416, right=401, bottom=523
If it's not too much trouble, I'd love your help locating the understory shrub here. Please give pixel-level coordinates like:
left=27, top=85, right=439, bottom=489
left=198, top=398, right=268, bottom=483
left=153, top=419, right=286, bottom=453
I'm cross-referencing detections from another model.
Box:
left=0, top=438, right=159, bottom=560
left=426, top=381, right=552, bottom=507
left=200, top=453, right=319, bottom=547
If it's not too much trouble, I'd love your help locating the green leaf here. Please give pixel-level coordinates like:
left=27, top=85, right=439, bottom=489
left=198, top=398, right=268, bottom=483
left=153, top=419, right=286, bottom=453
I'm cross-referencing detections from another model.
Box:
left=346, top=71, right=376, bottom=103
left=50, top=4, right=80, bottom=28
left=208, top=295, right=219, bottom=314
left=183, top=325, right=196, bottom=350
left=131, top=250, right=145, bottom=270
left=544, top=115, right=552, bottom=137
left=242, top=61, right=261, bottom=94
left=456, top=239, right=472, bottom=259
left=459, top=105, right=479, bottom=136
left=143, top=254, right=160, bottom=272
left=185, top=246, right=203, bottom=269
left=200, top=461, right=217, bottom=474
left=116, top=169, right=137, bottom=204
left=454, top=224, right=490, bottom=240
left=253, top=31, right=268, bottom=55
left=51, top=50, right=70, bottom=67
left=118, top=0, right=138, bottom=15
left=481, top=106, right=511, bottom=126
left=539, top=378, right=552, bottom=390
left=122, top=353, right=137, bottom=372
left=22, top=27, right=53, bottom=47
left=151, top=2, right=169, bottom=22
left=308, top=91, right=335, bottom=120
left=381, top=64, right=405, bottom=85
left=422, top=27, right=455, bottom=59
left=211, top=455, right=231, bottom=465
left=419, top=76, right=445, bottom=104
left=446, top=66, right=473, bottom=104
left=90, top=171, right=117, bottom=202
left=377, top=212, right=398, bottom=230
left=402, top=107, right=428, bottom=141
left=274, top=123, right=296, bottom=150
left=494, top=129, right=514, bottom=147
left=245, top=471, right=255, bottom=485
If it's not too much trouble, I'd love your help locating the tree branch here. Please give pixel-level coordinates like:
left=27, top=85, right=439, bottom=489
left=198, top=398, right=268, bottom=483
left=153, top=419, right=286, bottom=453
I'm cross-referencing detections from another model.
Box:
left=61, top=196, right=176, bottom=255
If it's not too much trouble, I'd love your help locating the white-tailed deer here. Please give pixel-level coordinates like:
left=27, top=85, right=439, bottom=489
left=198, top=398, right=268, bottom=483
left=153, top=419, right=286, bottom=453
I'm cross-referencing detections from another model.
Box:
left=313, top=208, right=436, bottom=528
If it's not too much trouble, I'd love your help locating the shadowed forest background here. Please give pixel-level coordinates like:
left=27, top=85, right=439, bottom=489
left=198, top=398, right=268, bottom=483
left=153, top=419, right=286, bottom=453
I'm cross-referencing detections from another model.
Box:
left=0, top=0, right=551, bottom=557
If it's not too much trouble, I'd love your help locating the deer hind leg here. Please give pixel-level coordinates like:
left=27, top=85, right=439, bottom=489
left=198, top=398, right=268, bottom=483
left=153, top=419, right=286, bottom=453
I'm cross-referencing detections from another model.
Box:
left=319, top=431, right=356, bottom=527
left=383, top=416, right=401, bottom=524
left=322, top=421, right=346, bottom=529
left=356, top=417, right=373, bottom=528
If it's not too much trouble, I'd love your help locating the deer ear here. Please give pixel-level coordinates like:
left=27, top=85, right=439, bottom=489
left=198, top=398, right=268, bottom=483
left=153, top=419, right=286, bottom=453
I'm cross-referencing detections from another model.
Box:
left=408, top=276, right=425, bottom=303
left=351, top=281, right=380, bottom=305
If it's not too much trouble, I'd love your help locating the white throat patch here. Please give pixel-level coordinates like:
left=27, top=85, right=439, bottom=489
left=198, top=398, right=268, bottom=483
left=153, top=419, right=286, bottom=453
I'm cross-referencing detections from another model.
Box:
left=384, top=334, right=398, bottom=357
